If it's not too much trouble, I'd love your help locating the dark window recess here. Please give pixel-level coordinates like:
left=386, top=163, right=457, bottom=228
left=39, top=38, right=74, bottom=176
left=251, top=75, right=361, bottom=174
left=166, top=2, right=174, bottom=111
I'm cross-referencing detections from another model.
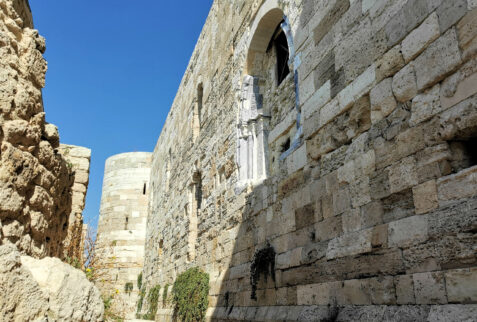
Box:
left=195, top=177, right=203, bottom=210
left=449, top=137, right=477, bottom=173
left=45, top=236, right=50, bottom=243
left=143, top=183, right=146, bottom=195
left=274, top=29, right=290, bottom=86
left=281, top=137, right=291, bottom=153
left=125, top=216, right=129, bottom=230
left=198, top=84, right=203, bottom=124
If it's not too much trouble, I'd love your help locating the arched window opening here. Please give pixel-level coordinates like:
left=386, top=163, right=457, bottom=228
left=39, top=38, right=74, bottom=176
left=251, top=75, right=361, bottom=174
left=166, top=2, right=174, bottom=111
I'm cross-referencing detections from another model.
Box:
left=193, top=84, right=203, bottom=142
left=124, top=216, right=129, bottom=230
left=238, top=6, right=298, bottom=187
left=158, top=239, right=164, bottom=256
left=143, top=182, right=147, bottom=195
left=270, top=22, right=290, bottom=86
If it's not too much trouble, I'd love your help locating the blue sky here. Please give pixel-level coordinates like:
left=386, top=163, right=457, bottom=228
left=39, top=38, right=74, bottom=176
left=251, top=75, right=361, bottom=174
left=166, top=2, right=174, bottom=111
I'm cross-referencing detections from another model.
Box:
left=30, top=1, right=213, bottom=228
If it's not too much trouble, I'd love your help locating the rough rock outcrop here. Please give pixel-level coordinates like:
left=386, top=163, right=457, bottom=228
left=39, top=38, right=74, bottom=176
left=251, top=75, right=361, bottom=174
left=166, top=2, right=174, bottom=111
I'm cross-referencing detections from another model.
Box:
left=0, top=0, right=89, bottom=259
left=0, top=244, right=104, bottom=322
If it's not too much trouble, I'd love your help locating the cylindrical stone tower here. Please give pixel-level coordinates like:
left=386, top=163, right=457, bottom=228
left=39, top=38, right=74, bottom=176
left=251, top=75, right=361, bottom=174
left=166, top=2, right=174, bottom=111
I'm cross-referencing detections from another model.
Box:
left=95, top=152, right=152, bottom=318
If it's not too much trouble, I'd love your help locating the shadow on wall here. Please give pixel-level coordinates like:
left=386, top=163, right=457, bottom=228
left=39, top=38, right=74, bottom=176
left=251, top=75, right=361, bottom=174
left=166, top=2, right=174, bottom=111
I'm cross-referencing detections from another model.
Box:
left=211, top=0, right=477, bottom=321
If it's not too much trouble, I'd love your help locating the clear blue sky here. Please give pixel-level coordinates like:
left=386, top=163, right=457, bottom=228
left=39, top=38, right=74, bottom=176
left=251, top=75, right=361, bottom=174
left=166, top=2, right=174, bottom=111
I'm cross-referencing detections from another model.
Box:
left=30, top=1, right=213, bottom=228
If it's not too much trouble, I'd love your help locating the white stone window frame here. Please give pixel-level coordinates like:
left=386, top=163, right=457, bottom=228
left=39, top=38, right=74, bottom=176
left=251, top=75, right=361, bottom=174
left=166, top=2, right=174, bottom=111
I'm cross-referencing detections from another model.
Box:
left=236, top=1, right=302, bottom=191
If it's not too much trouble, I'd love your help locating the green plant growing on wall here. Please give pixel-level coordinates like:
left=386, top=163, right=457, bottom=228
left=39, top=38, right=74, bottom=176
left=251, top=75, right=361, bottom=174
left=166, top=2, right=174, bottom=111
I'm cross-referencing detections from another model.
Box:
left=162, top=283, right=169, bottom=306
left=143, top=285, right=161, bottom=320
left=136, top=289, right=145, bottom=317
left=250, top=243, right=276, bottom=300
left=172, top=267, right=209, bottom=322
left=125, top=282, right=133, bottom=294
left=137, top=272, right=143, bottom=290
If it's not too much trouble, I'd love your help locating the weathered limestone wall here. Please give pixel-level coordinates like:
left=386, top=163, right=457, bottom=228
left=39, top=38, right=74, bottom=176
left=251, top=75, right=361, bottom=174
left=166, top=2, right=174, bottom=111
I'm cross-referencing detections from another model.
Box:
left=96, top=152, right=151, bottom=317
left=59, top=144, right=91, bottom=260
left=0, top=0, right=89, bottom=259
left=142, top=0, right=477, bottom=320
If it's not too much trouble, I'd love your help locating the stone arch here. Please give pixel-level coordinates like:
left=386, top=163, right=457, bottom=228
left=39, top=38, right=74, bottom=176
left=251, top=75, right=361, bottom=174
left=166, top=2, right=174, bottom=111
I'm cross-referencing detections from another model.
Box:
left=237, top=1, right=300, bottom=187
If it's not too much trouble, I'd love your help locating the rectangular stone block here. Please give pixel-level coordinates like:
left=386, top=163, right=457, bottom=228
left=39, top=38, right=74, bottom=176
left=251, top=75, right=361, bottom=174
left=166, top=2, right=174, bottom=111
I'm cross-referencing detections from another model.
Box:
left=445, top=268, right=477, bottom=303
left=315, top=216, right=342, bottom=242
left=457, top=8, right=477, bottom=49
left=297, top=281, right=341, bottom=305
left=392, top=63, right=418, bottom=102
left=370, top=78, right=397, bottom=123
left=412, top=180, right=439, bottom=215
left=337, top=64, right=376, bottom=111
left=295, top=203, right=315, bottom=230
left=414, top=28, right=462, bottom=91
left=388, top=215, right=428, bottom=248
left=436, top=0, right=467, bottom=33
left=401, top=12, right=440, bottom=63
left=410, top=83, right=443, bottom=125
left=413, top=271, right=447, bottom=304
left=437, top=166, right=477, bottom=205
left=326, top=228, right=373, bottom=260
left=395, top=275, right=415, bottom=304
left=388, top=156, right=418, bottom=193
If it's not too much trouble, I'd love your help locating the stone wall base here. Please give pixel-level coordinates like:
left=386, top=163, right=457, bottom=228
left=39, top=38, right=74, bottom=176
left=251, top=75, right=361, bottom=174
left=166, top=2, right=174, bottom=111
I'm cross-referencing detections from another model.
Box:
left=155, top=305, right=477, bottom=321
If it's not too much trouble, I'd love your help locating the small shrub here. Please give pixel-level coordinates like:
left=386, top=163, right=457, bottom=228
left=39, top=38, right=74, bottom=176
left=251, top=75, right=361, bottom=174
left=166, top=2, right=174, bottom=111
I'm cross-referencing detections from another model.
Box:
left=143, top=285, right=161, bottom=320
left=125, top=282, right=133, bottom=294
left=172, top=267, right=209, bottom=322
left=162, top=283, right=169, bottom=305
left=250, top=243, right=275, bottom=300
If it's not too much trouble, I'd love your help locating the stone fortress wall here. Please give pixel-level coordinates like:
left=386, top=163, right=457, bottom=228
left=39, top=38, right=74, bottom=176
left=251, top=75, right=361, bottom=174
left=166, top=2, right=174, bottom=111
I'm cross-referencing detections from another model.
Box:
left=0, top=0, right=90, bottom=259
left=133, top=0, right=477, bottom=320
left=95, top=152, right=152, bottom=317
left=58, top=144, right=91, bottom=260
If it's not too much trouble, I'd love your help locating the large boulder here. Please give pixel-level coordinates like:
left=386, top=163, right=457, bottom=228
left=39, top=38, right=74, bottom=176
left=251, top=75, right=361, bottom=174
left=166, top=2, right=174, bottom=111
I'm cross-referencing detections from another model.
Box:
left=0, top=245, right=104, bottom=321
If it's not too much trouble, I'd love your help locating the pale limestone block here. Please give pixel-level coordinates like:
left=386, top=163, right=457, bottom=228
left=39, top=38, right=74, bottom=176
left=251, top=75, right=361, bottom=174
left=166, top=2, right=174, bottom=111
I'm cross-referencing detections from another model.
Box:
left=340, top=279, right=371, bottom=305
left=413, top=271, right=447, bottom=304
left=445, top=268, right=477, bottom=303
left=326, top=228, right=373, bottom=260
left=268, top=110, right=296, bottom=143
left=412, top=180, right=438, bottom=215
left=337, top=160, right=355, bottom=185
left=388, top=156, right=418, bottom=193
left=67, top=146, right=91, bottom=159
left=392, top=63, right=417, bottom=102
left=342, top=209, right=361, bottom=233
left=395, top=275, right=415, bottom=304
left=410, top=84, right=443, bottom=126
left=286, top=144, right=307, bottom=174
left=457, top=7, right=477, bottom=56
left=401, top=13, right=440, bottom=63
left=297, top=281, right=341, bottom=305
left=376, top=45, right=405, bottom=82
left=72, top=183, right=86, bottom=194
left=437, top=166, right=477, bottom=205
left=362, top=0, right=378, bottom=13
left=318, top=97, right=340, bottom=129
left=370, top=78, right=397, bottom=123
left=302, top=80, right=331, bottom=121
left=414, top=28, right=462, bottom=91
left=300, top=72, right=315, bottom=105
left=388, top=215, right=428, bottom=248
left=276, top=247, right=303, bottom=270
left=71, top=157, right=90, bottom=171
left=441, top=72, right=477, bottom=109
left=349, top=176, right=371, bottom=208
left=337, top=64, right=376, bottom=111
